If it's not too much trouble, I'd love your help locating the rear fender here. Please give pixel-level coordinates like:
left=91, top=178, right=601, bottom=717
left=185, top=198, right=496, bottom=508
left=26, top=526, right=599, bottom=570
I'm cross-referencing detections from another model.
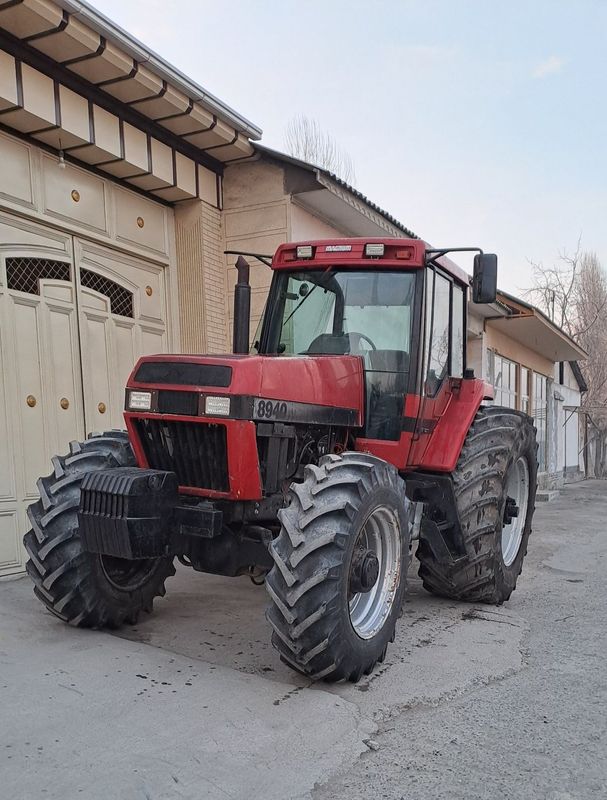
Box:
left=415, top=378, right=489, bottom=472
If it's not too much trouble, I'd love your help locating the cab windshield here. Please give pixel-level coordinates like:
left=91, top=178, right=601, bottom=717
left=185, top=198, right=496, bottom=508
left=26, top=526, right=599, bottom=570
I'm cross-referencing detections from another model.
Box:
left=261, top=269, right=416, bottom=358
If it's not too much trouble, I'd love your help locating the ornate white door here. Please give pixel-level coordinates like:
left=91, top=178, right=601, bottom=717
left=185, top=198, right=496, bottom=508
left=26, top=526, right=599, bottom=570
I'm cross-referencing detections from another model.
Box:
left=0, top=214, right=84, bottom=576
left=0, top=222, right=170, bottom=576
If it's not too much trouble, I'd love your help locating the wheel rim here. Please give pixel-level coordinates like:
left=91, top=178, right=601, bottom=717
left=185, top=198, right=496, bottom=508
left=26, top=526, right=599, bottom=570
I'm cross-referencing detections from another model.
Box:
left=501, top=456, right=530, bottom=567
left=99, top=555, right=159, bottom=592
left=348, top=505, right=402, bottom=640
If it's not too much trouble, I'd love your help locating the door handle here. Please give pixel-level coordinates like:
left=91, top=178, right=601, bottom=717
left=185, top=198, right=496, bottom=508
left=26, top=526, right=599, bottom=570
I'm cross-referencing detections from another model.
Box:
left=98, top=402, right=106, bottom=414
left=60, top=397, right=70, bottom=410
left=26, top=394, right=37, bottom=408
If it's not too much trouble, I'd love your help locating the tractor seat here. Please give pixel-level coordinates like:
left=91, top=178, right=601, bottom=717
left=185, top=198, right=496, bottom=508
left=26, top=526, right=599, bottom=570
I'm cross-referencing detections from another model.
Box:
left=366, top=349, right=409, bottom=374
left=305, top=333, right=351, bottom=355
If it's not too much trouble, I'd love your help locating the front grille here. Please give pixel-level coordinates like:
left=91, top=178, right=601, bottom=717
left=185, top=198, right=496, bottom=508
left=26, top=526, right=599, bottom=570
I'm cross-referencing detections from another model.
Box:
left=134, top=418, right=229, bottom=492
left=157, top=390, right=198, bottom=416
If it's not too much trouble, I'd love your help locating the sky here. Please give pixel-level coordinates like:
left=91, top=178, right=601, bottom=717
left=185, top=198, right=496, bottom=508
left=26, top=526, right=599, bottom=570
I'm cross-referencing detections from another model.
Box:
left=93, top=0, right=607, bottom=295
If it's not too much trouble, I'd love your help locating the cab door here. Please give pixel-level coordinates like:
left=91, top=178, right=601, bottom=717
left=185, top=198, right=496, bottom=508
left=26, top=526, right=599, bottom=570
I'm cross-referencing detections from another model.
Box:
left=407, top=266, right=466, bottom=467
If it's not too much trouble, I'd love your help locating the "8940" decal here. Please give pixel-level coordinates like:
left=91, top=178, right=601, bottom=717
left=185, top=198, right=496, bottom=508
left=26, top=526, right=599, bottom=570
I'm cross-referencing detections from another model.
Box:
left=253, top=398, right=290, bottom=420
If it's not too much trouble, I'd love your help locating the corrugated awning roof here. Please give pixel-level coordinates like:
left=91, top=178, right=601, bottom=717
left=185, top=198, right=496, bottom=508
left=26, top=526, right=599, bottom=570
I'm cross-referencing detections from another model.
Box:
left=255, top=144, right=419, bottom=239
left=488, top=290, right=587, bottom=362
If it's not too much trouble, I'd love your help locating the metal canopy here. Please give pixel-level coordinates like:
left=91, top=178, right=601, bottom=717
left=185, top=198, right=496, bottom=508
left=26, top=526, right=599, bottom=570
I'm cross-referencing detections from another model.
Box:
left=488, top=314, right=586, bottom=362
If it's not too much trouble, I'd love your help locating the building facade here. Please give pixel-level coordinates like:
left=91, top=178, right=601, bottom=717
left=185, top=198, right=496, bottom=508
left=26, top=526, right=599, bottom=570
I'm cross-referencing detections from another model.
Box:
left=467, top=292, right=587, bottom=490
left=0, top=0, right=261, bottom=576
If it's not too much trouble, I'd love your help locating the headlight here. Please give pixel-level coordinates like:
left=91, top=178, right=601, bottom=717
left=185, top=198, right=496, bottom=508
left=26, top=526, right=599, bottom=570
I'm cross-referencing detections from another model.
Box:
left=204, top=396, right=231, bottom=416
left=128, top=390, right=152, bottom=411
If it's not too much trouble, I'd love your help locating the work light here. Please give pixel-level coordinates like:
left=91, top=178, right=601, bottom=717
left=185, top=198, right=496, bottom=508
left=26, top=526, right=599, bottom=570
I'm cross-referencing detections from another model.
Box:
left=364, top=243, right=385, bottom=257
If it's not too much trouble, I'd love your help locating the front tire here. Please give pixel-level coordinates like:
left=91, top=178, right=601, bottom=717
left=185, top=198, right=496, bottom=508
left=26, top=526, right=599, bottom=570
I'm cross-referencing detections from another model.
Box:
left=417, top=406, right=537, bottom=603
left=24, top=431, right=175, bottom=628
left=266, top=452, right=410, bottom=682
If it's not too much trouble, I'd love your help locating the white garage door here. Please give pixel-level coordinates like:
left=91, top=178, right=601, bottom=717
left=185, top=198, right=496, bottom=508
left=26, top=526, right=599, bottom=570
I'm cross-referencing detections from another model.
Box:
left=0, top=213, right=169, bottom=576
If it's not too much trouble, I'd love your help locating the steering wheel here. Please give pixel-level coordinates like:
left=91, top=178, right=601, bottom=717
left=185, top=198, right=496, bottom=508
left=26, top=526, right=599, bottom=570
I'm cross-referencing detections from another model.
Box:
left=348, top=332, right=377, bottom=352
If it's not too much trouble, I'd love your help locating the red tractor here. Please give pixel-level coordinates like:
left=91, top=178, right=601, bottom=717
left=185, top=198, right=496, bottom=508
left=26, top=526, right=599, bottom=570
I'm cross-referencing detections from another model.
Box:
left=24, top=238, right=537, bottom=682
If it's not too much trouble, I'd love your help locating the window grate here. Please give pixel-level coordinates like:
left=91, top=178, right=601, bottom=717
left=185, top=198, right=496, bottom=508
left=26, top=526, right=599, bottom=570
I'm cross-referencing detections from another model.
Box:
left=5, top=258, right=70, bottom=295
left=80, top=268, right=134, bottom=318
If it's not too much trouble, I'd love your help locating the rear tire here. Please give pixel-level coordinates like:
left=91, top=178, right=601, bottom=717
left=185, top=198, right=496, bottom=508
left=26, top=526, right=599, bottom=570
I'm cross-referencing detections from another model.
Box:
left=266, top=452, right=410, bottom=682
left=417, top=406, right=537, bottom=603
left=24, top=431, right=175, bottom=628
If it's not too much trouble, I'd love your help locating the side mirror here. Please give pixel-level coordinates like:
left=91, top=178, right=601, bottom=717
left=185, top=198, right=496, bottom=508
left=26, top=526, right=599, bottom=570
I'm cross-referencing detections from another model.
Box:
left=472, top=253, right=498, bottom=304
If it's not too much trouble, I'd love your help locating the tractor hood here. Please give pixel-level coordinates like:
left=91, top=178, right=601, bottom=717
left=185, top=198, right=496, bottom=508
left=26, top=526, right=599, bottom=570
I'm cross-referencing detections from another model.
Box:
left=126, top=354, right=365, bottom=427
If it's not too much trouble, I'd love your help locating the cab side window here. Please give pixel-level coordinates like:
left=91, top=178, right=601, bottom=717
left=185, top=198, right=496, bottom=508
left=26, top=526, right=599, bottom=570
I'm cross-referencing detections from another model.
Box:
left=426, top=272, right=451, bottom=395
left=451, top=284, right=465, bottom=378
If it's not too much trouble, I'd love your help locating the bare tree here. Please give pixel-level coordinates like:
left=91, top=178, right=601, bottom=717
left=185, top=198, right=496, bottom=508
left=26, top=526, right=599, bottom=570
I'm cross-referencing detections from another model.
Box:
left=575, top=253, right=607, bottom=412
left=526, top=236, right=582, bottom=335
left=284, top=115, right=356, bottom=185
left=526, top=242, right=607, bottom=347
left=577, top=253, right=607, bottom=476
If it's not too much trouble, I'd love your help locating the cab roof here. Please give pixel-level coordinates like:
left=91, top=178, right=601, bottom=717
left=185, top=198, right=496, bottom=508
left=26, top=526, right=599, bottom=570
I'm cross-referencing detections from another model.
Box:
left=272, top=239, right=470, bottom=286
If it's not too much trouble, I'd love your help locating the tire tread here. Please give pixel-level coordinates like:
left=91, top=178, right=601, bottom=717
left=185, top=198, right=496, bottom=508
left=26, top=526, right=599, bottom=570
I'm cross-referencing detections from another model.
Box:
left=24, top=431, right=174, bottom=628
left=266, top=452, right=410, bottom=682
left=417, top=406, right=537, bottom=604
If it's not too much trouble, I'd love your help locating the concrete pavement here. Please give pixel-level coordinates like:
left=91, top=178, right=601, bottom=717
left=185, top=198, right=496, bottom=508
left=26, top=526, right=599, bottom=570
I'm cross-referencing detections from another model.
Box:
left=0, top=585, right=372, bottom=800
left=1, top=480, right=605, bottom=799
left=316, top=479, right=607, bottom=800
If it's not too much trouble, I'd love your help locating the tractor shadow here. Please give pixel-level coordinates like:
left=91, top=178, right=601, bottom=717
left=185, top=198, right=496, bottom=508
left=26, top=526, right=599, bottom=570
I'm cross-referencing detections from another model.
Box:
left=112, top=561, right=476, bottom=690
left=113, top=563, right=305, bottom=685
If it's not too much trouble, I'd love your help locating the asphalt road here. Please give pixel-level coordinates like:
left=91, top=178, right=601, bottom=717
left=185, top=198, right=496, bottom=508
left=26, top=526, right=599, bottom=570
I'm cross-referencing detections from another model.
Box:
left=1, top=479, right=605, bottom=799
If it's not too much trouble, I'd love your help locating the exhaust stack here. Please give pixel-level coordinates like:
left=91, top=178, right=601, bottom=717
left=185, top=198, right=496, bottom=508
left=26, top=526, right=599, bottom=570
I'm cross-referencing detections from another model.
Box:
left=233, top=255, right=251, bottom=354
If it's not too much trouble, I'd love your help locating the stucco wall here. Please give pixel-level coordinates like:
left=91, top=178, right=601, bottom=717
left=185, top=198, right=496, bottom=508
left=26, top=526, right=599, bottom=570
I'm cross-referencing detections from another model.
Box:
left=466, top=334, right=489, bottom=381
left=290, top=202, right=344, bottom=240
left=555, top=363, right=584, bottom=480
left=223, top=160, right=289, bottom=344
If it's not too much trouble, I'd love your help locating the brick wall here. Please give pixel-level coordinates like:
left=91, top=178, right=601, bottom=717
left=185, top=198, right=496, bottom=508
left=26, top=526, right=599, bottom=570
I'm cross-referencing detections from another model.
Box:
left=174, top=198, right=228, bottom=354
left=200, top=201, right=228, bottom=353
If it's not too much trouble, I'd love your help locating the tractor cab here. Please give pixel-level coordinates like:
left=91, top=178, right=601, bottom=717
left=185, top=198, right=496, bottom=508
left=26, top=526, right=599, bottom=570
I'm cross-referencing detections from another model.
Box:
left=257, top=257, right=416, bottom=441
left=248, top=238, right=497, bottom=460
